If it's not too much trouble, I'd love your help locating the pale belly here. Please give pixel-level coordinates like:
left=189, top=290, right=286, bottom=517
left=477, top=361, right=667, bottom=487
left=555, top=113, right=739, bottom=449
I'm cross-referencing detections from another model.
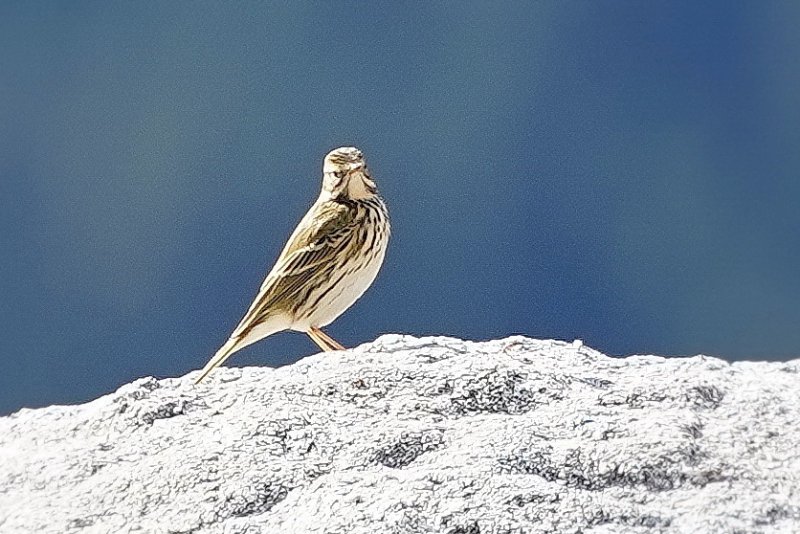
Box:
left=289, top=239, right=388, bottom=332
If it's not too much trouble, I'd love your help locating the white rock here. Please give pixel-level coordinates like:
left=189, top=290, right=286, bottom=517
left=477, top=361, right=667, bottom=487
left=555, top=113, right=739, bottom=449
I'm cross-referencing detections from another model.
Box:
left=1, top=335, right=799, bottom=533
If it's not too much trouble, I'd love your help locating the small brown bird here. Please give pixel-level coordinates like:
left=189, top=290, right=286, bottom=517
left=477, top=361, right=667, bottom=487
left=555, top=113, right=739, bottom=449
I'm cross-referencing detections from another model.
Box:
left=194, top=147, right=390, bottom=384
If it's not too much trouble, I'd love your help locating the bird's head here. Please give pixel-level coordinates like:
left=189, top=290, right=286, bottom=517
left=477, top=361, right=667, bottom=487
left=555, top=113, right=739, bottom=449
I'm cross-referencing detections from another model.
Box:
left=321, top=146, right=378, bottom=200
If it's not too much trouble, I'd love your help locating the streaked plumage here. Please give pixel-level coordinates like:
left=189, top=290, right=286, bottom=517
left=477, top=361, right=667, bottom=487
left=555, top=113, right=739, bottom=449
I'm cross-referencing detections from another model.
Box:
left=194, top=147, right=390, bottom=384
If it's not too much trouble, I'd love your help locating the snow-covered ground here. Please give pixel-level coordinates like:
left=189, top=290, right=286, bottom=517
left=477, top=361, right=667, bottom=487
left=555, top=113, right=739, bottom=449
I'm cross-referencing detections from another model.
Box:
left=1, top=335, right=798, bottom=533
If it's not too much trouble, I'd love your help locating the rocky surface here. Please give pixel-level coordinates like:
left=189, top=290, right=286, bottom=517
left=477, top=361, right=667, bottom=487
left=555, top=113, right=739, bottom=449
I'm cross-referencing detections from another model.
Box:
left=1, top=335, right=799, bottom=533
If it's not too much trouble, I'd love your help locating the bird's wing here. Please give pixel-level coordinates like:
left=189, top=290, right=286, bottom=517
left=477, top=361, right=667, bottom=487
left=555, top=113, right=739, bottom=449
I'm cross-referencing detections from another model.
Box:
left=230, top=200, right=356, bottom=338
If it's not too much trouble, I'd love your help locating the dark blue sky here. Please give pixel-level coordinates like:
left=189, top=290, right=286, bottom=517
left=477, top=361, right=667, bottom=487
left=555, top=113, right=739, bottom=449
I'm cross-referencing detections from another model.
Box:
left=2, top=2, right=799, bottom=415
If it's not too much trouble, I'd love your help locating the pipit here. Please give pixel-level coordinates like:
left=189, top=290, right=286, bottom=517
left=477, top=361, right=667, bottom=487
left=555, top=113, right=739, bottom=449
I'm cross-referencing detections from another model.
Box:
left=194, top=147, right=390, bottom=384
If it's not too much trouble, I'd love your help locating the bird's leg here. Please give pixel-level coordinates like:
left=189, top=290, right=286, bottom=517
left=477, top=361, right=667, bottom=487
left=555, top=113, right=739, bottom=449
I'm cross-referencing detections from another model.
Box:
left=307, top=327, right=337, bottom=352
left=312, top=326, right=346, bottom=351
left=306, top=326, right=345, bottom=352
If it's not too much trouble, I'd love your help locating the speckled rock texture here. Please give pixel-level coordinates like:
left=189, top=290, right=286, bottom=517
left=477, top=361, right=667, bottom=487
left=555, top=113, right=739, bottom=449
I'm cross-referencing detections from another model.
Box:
left=1, top=335, right=799, bottom=534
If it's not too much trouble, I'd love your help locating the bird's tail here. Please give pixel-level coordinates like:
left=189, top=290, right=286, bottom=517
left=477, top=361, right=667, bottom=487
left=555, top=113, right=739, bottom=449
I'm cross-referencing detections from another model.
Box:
left=194, top=314, right=286, bottom=384
left=194, top=337, right=244, bottom=384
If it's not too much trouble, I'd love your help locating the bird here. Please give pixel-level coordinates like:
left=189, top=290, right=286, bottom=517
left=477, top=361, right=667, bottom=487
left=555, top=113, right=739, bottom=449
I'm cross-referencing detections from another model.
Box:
left=194, top=146, right=390, bottom=384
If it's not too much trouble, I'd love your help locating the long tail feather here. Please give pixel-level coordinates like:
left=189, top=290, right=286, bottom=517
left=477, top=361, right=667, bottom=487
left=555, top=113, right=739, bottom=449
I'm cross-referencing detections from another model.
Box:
left=194, top=337, right=243, bottom=384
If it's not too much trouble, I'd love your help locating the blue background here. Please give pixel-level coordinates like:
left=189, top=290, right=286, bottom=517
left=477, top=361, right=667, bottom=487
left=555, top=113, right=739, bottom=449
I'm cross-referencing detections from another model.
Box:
left=2, top=2, right=799, bottom=415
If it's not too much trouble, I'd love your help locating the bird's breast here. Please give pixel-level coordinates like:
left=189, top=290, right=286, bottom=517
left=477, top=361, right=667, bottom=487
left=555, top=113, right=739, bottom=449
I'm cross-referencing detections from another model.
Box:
left=291, top=198, right=389, bottom=331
